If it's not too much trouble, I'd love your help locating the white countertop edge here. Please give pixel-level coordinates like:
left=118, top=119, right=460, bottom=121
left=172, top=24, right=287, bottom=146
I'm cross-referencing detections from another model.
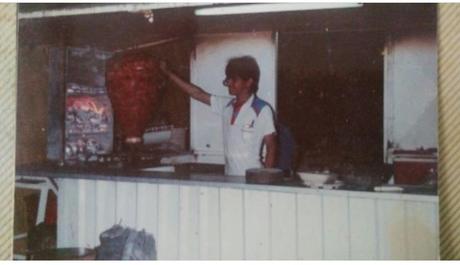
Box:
left=19, top=174, right=437, bottom=203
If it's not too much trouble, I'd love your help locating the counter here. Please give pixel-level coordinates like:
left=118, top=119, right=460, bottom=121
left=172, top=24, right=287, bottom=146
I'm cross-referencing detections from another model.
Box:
left=16, top=162, right=437, bottom=196
left=16, top=163, right=439, bottom=260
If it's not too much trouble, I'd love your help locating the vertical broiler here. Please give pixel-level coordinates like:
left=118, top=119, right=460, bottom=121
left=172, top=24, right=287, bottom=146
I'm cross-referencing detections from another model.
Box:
left=106, top=52, right=165, bottom=164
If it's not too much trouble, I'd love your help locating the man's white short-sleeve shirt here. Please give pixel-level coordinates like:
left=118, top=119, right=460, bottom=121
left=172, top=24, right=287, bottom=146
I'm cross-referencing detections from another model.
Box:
left=210, top=94, right=276, bottom=176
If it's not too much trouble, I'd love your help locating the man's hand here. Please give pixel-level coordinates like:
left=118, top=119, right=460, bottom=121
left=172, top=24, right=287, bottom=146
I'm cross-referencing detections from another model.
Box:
left=159, top=61, right=169, bottom=75
left=263, top=132, right=277, bottom=168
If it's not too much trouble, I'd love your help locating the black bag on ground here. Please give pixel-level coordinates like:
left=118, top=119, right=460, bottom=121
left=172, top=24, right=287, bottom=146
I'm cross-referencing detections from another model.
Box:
left=95, top=224, right=156, bottom=260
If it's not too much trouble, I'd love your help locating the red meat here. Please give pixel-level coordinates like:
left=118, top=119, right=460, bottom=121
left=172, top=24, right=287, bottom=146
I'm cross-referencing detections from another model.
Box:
left=106, top=53, right=164, bottom=143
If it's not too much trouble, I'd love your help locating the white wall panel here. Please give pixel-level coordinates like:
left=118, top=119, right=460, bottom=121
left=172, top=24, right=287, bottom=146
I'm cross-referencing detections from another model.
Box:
left=220, top=188, right=244, bottom=259
left=323, top=195, right=350, bottom=260
left=76, top=180, right=88, bottom=247
left=54, top=178, right=438, bottom=260
left=297, top=193, right=323, bottom=259
left=56, top=179, right=65, bottom=247
left=377, top=199, right=407, bottom=259
left=95, top=181, right=117, bottom=238
left=406, top=201, right=439, bottom=259
left=115, top=182, right=137, bottom=228
left=383, top=31, right=438, bottom=155
left=57, top=179, right=77, bottom=247
left=199, top=187, right=220, bottom=259
left=244, top=190, right=270, bottom=260
left=178, top=185, right=201, bottom=260
left=136, top=183, right=159, bottom=238
left=349, top=198, right=378, bottom=259
left=83, top=180, right=97, bottom=246
left=157, top=184, right=180, bottom=260
left=270, top=192, right=297, bottom=260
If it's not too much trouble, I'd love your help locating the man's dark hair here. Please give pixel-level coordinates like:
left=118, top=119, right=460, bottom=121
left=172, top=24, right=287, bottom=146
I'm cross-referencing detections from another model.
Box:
left=225, top=56, right=260, bottom=93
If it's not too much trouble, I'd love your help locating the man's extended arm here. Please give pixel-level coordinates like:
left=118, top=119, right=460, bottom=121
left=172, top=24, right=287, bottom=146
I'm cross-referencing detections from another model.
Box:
left=160, top=62, right=211, bottom=105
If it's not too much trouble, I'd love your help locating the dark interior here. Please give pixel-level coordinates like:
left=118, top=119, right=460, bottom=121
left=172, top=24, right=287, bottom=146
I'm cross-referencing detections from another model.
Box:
left=278, top=30, right=384, bottom=175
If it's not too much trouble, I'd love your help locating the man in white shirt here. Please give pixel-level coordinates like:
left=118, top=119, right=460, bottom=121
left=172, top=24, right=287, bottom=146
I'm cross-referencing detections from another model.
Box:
left=160, top=56, right=277, bottom=176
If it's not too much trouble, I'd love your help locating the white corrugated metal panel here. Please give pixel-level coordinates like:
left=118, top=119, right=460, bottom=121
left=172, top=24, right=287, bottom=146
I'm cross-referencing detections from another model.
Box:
left=54, top=178, right=439, bottom=260
left=323, top=195, right=350, bottom=259
left=296, top=193, right=324, bottom=259
left=244, top=190, right=270, bottom=259
left=270, top=192, right=297, bottom=260
left=83, top=180, right=98, bottom=246
left=199, top=187, right=221, bottom=259
left=349, top=197, right=378, bottom=259
left=406, top=201, right=439, bottom=259
left=377, top=199, right=407, bottom=259
left=178, top=185, right=201, bottom=259
left=157, top=184, right=180, bottom=260
left=115, top=182, right=137, bottom=229
left=136, top=183, right=159, bottom=238
left=57, top=179, right=83, bottom=247
left=95, top=180, right=117, bottom=241
left=219, top=188, right=244, bottom=259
